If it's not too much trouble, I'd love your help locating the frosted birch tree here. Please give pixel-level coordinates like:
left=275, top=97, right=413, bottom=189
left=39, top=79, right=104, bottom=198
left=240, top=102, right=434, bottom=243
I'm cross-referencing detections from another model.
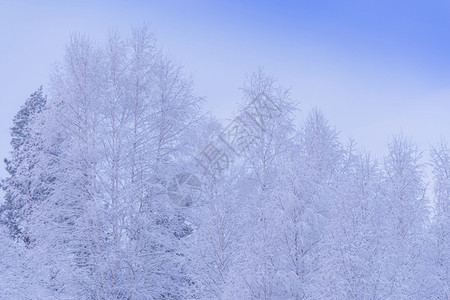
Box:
left=429, top=141, right=450, bottom=299
left=230, top=69, right=296, bottom=299
left=310, top=142, right=389, bottom=299
left=282, top=108, right=342, bottom=299
left=382, top=135, right=429, bottom=299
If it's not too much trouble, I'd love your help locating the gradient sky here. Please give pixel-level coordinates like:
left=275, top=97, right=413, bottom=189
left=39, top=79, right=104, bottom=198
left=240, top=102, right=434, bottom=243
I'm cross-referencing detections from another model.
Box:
left=1, top=0, right=450, bottom=182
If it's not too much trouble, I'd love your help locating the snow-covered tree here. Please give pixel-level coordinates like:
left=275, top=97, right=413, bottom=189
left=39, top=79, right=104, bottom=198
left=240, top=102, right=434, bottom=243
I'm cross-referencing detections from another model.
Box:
left=281, top=108, right=342, bottom=299
left=183, top=117, right=243, bottom=299
left=382, top=135, right=429, bottom=299
left=428, top=141, right=450, bottom=299
left=0, top=87, right=47, bottom=242
left=310, top=141, right=390, bottom=299
left=228, top=69, right=297, bottom=299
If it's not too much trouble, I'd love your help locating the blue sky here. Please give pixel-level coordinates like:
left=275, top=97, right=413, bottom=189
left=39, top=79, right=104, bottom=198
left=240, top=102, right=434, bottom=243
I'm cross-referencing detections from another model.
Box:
left=1, top=0, right=449, bottom=180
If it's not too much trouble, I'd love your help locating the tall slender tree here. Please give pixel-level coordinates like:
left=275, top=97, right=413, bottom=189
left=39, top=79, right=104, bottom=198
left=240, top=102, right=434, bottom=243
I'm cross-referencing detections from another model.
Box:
left=382, top=135, right=429, bottom=299
left=232, top=69, right=296, bottom=299
left=285, top=109, right=342, bottom=299
left=429, top=141, right=450, bottom=299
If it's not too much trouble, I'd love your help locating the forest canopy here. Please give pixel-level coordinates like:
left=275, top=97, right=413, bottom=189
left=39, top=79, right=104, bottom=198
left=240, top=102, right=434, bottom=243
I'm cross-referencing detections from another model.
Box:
left=0, top=27, right=448, bottom=299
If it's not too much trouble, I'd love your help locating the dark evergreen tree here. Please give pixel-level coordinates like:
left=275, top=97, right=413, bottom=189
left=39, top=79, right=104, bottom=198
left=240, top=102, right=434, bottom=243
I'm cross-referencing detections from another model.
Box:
left=0, top=87, right=47, bottom=241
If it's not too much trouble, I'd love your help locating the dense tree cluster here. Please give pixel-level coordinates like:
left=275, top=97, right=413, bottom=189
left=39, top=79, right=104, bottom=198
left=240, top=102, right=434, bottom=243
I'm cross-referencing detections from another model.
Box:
left=0, top=28, right=448, bottom=299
